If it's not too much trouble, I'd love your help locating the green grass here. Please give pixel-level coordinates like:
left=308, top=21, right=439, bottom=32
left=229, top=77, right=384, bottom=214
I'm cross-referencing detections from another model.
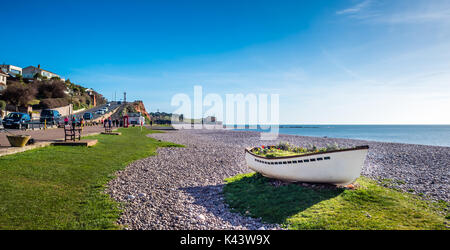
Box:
left=150, top=124, right=172, bottom=127
left=0, top=127, right=182, bottom=229
left=224, top=173, right=449, bottom=230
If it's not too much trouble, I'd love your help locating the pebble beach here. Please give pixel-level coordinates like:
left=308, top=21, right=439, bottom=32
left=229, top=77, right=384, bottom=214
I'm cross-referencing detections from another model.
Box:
left=106, top=129, right=450, bottom=230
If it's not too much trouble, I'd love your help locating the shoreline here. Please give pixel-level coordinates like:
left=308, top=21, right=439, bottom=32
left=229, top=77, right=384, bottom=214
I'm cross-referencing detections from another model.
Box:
left=258, top=131, right=450, bottom=149
left=172, top=123, right=450, bottom=148
left=231, top=129, right=450, bottom=148
left=106, top=128, right=449, bottom=229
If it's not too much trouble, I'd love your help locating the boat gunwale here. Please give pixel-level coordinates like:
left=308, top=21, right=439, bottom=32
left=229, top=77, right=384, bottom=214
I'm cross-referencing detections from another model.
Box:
left=245, top=145, right=369, bottom=160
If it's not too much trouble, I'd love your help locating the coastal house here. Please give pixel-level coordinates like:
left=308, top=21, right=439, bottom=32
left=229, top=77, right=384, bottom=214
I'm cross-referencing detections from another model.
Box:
left=204, top=116, right=216, bottom=123
left=0, top=71, right=7, bottom=91
left=22, top=65, right=61, bottom=80
left=0, top=64, right=22, bottom=76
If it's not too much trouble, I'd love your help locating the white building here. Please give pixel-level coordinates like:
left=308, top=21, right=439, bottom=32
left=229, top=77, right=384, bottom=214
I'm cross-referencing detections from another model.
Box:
left=0, top=71, right=7, bottom=91
left=128, top=112, right=145, bottom=125
left=202, top=116, right=216, bottom=124
left=23, top=65, right=61, bottom=79
left=0, top=64, right=22, bottom=76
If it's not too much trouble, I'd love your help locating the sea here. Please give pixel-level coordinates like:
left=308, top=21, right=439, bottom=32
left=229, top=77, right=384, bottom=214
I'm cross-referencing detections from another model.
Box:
left=232, top=125, right=450, bottom=147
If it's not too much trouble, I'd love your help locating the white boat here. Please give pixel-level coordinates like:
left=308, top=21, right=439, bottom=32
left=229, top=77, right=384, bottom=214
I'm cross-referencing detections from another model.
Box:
left=245, top=145, right=369, bottom=185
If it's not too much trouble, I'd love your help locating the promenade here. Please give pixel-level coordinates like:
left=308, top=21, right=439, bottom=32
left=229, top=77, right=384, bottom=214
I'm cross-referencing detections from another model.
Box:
left=0, top=125, right=110, bottom=156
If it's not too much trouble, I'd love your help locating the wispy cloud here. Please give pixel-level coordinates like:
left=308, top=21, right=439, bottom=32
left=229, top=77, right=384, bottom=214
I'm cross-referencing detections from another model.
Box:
left=384, top=8, right=450, bottom=23
left=321, top=49, right=379, bottom=85
left=336, top=0, right=372, bottom=15
left=337, top=0, right=450, bottom=24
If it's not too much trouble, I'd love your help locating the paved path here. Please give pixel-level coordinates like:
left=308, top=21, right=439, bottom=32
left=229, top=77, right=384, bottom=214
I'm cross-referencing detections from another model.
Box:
left=0, top=125, right=112, bottom=148
left=1, top=103, right=123, bottom=150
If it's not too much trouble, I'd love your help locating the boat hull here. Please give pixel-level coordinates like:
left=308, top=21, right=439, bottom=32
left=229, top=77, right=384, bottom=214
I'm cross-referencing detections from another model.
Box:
left=245, top=146, right=369, bottom=185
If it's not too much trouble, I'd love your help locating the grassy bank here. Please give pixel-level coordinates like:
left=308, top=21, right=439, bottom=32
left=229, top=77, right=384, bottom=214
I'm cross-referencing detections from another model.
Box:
left=224, top=173, right=449, bottom=230
left=0, top=127, right=181, bottom=229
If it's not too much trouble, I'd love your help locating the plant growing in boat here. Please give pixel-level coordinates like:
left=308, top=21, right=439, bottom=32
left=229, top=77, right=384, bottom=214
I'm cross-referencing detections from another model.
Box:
left=252, top=141, right=343, bottom=158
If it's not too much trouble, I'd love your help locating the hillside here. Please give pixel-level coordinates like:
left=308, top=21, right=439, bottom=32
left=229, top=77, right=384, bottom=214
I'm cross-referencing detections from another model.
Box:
left=0, top=76, right=106, bottom=112
left=131, top=100, right=150, bottom=119
left=111, top=101, right=150, bottom=121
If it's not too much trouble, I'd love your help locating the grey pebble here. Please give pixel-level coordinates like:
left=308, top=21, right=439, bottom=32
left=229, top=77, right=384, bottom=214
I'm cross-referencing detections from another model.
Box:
left=106, top=129, right=449, bottom=230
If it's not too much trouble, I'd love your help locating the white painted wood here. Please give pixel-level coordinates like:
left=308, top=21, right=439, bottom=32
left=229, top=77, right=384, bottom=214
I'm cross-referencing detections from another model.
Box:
left=245, top=147, right=369, bottom=185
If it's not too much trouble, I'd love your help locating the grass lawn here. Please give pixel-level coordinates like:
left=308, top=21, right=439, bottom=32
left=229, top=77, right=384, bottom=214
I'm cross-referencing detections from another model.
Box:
left=0, top=127, right=181, bottom=229
left=224, top=173, right=449, bottom=230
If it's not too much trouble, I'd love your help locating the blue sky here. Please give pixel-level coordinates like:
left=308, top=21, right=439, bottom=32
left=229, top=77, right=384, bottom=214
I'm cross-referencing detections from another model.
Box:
left=2, top=0, right=450, bottom=124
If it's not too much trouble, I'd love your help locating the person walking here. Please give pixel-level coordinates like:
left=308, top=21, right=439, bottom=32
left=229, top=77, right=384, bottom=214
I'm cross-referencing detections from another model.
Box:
left=71, top=115, right=76, bottom=128
left=108, top=117, right=112, bottom=128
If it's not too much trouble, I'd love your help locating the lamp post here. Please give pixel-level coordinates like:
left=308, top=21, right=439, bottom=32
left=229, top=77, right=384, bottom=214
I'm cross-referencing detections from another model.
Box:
left=70, top=92, right=73, bottom=116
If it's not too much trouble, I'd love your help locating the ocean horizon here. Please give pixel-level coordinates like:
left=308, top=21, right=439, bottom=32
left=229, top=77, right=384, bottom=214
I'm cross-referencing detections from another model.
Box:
left=231, top=124, right=450, bottom=147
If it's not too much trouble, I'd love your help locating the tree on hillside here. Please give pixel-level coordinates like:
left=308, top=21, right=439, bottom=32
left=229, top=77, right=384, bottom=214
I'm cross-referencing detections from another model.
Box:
left=33, top=73, right=42, bottom=80
left=0, top=100, right=6, bottom=110
left=126, top=105, right=137, bottom=113
left=0, top=82, right=37, bottom=111
left=13, top=73, right=24, bottom=83
left=64, top=79, right=72, bottom=88
left=71, top=85, right=80, bottom=95
left=0, top=100, right=6, bottom=117
left=34, top=79, right=68, bottom=99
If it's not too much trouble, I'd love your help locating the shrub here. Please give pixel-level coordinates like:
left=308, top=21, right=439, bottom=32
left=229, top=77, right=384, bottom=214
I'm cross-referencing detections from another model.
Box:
left=326, top=142, right=340, bottom=151
left=12, top=74, right=23, bottom=82
left=0, top=82, right=37, bottom=108
left=33, top=73, right=42, bottom=79
left=40, top=98, right=69, bottom=109
left=34, top=79, right=67, bottom=99
left=276, top=141, right=292, bottom=151
left=126, top=105, right=137, bottom=113
left=292, top=146, right=308, bottom=153
left=0, top=100, right=6, bottom=110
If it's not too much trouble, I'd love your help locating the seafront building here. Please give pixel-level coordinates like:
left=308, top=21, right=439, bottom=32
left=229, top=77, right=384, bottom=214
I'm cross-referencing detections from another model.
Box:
left=0, top=63, right=66, bottom=90
left=203, top=116, right=216, bottom=123
left=0, top=64, right=22, bottom=76
left=23, top=65, right=63, bottom=80
left=0, top=71, right=8, bottom=90
left=127, top=112, right=145, bottom=125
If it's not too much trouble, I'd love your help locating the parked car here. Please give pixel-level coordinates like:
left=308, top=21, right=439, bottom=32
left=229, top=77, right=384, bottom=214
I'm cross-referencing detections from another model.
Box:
left=40, top=109, right=61, bottom=125
left=2, top=112, right=31, bottom=129
left=83, top=112, right=93, bottom=120
left=96, top=110, right=105, bottom=115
